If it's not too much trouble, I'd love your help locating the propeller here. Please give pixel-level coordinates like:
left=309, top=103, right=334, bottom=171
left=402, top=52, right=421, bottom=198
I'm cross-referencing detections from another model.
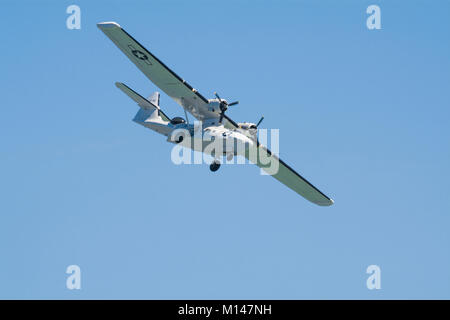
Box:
left=214, top=92, right=239, bottom=124
left=256, top=116, right=264, bottom=128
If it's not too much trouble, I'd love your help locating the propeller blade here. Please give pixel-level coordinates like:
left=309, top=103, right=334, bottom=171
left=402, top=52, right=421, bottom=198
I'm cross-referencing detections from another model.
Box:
left=214, top=92, right=221, bottom=101
left=256, top=116, right=264, bottom=128
left=223, top=114, right=239, bottom=128
left=219, top=113, right=224, bottom=124
left=228, top=101, right=239, bottom=106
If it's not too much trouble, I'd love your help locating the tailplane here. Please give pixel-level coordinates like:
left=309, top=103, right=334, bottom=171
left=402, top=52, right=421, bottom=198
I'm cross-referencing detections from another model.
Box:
left=115, top=82, right=171, bottom=122
left=115, top=82, right=172, bottom=136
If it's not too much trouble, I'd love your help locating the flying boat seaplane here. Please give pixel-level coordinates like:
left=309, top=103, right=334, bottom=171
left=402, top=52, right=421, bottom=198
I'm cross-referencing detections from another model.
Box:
left=97, top=22, right=334, bottom=206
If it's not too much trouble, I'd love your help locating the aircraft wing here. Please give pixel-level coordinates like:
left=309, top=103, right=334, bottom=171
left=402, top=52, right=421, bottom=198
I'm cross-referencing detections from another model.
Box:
left=247, top=143, right=334, bottom=206
left=97, top=22, right=215, bottom=121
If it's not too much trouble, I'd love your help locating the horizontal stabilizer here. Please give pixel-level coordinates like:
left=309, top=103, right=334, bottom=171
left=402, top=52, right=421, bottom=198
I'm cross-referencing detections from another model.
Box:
left=115, top=82, right=171, bottom=122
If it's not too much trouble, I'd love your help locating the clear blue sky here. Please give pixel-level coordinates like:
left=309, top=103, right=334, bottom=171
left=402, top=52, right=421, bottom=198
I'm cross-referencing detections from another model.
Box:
left=1, top=0, right=449, bottom=299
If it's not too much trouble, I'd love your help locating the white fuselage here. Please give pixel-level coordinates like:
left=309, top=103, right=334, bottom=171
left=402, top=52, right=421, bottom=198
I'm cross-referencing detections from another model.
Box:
left=171, top=123, right=256, bottom=157
left=132, top=104, right=256, bottom=158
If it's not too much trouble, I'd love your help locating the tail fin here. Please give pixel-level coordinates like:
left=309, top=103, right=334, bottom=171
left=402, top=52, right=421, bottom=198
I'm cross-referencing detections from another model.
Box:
left=148, top=92, right=160, bottom=107
left=115, top=82, right=171, bottom=122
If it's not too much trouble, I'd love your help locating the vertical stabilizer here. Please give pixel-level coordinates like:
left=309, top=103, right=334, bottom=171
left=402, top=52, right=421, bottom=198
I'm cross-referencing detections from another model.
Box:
left=148, top=92, right=160, bottom=107
left=115, top=82, right=171, bottom=122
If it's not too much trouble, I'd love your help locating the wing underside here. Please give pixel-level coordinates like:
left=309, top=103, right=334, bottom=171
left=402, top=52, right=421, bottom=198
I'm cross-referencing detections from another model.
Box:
left=97, top=22, right=216, bottom=121
left=247, top=144, right=334, bottom=206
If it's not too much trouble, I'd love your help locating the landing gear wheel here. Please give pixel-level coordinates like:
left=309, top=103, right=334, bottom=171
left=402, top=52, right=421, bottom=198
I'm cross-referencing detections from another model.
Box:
left=175, top=135, right=184, bottom=144
left=209, top=160, right=221, bottom=172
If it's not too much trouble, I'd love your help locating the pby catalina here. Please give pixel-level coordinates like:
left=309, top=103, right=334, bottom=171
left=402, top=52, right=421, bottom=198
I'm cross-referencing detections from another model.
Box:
left=98, top=22, right=333, bottom=206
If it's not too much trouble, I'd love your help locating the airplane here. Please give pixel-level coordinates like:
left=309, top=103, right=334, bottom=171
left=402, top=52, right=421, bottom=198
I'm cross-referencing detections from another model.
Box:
left=97, top=22, right=334, bottom=206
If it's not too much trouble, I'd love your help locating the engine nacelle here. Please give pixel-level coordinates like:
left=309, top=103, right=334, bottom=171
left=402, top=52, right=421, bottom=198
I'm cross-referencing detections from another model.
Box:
left=237, top=122, right=257, bottom=130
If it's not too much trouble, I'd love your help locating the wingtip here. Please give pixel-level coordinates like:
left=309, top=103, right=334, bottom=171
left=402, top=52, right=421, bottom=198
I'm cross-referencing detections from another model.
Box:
left=316, top=198, right=334, bottom=206
left=97, top=21, right=121, bottom=29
